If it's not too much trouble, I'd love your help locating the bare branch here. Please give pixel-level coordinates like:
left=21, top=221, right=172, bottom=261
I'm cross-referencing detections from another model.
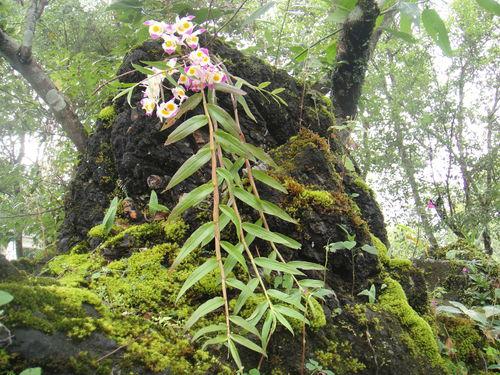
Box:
left=18, top=0, right=48, bottom=63
left=0, top=28, right=88, bottom=152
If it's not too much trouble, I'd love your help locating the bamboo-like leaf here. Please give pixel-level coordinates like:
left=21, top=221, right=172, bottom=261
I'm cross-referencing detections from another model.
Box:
left=254, top=257, right=304, bottom=276
left=274, top=304, right=309, bottom=324
left=232, top=334, right=267, bottom=356
left=242, top=222, right=302, bottom=249
left=421, top=9, right=453, bottom=56
left=245, top=143, right=277, bottom=168
left=131, top=62, right=155, bottom=75
left=168, top=182, right=213, bottom=220
left=207, top=104, right=240, bottom=137
left=161, top=93, right=203, bottom=130
left=230, top=157, right=245, bottom=184
left=141, top=60, right=171, bottom=69
left=476, top=0, right=500, bottom=15
left=230, top=315, right=260, bottom=337
left=112, top=85, right=137, bottom=102
left=165, top=146, right=211, bottom=191
left=298, top=279, right=325, bottom=289
left=248, top=300, right=269, bottom=326
left=201, top=334, right=228, bottom=349
left=214, top=83, right=247, bottom=96
left=261, top=310, right=276, bottom=350
left=252, top=170, right=287, bottom=193
left=165, top=115, right=208, bottom=145
left=287, top=261, right=325, bottom=271
left=192, top=323, right=226, bottom=342
left=185, top=296, right=225, bottom=330
left=216, top=168, right=234, bottom=186
left=260, top=199, right=297, bottom=224
left=177, top=258, right=218, bottom=302
left=102, top=197, right=119, bottom=235
left=228, top=338, right=243, bottom=371
left=267, top=289, right=305, bottom=311
left=171, top=221, right=215, bottom=269
left=237, top=95, right=257, bottom=122
left=216, top=130, right=255, bottom=160
left=219, top=205, right=240, bottom=233
left=242, top=1, right=276, bottom=25
left=273, top=308, right=294, bottom=335
left=231, top=278, right=260, bottom=314
left=234, top=187, right=262, bottom=211
left=221, top=241, right=248, bottom=273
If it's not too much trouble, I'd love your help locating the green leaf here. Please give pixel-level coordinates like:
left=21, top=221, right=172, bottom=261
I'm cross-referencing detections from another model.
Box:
left=274, top=304, right=309, bottom=324
left=232, top=333, right=266, bottom=356
left=242, top=222, right=302, bottom=249
left=229, top=315, right=260, bottom=337
left=254, top=257, right=304, bottom=276
left=252, top=170, right=287, bottom=193
left=0, top=290, right=14, bottom=306
left=267, top=289, right=304, bottom=311
left=192, top=323, right=226, bottom=342
left=476, top=0, right=500, bottom=15
left=168, top=182, right=213, bottom=220
left=260, top=199, right=297, bottom=224
left=237, top=95, right=257, bottom=122
left=201, top=334, right=228, bottom=349
left=148, top=190, right=168, bottom=216
left=161, top=93, right=203, bottom=130
left=141, top=60, right=171, bottom=69
left=207, top=104, right=240, bottom=137
left=381, top=28, right=416, bottom=43
left=361, top=244, right=378, bottom=255
left=19, top=369, right=42, bottom=375
left=165, top=146, right=211, bottom=191
left=273, top=308, right=294, bottom=334
left=245, top=143, right=278, bottom=168
left=298, top=279, right=325, bottom=289
left=219, top=205, right=239, bottom=232
left=228, top=338, right=243, bottom=371
left=231, top=278, right=260, bottom=314
left=214, top=83, right=247, bottom=96
left=242, top=1, right=276, bottom=25
left=171, top=221, right=215, bottom=269
left=185, top=296, right=225, bottom=330
left=131, top=62, right=155, bottom=76
left=233, top=187, right=262, bottom=210
left=165, top=115, right=208, bottom=145
left=421, top=9, right=453, bottom=56
left=287, top=261, right=325, bottom=271
left=216, top=130, right=255, bottom=160
left=177, top=258, right=218, bottom=302
left=221, top=241, right=248, bottom=273
left=261, top=310, right=276, bottom=349
left=248, top=300, right=269, bottom=326
left=102, top=197, right=119, bottom=235
left=290, top=46, right=309, bottom=62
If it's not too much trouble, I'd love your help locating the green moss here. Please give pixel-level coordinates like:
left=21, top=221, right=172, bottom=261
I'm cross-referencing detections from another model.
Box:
left=47, top=253, right=105, bottom=287
left=163, top=220, right=188, bottom=242
left=69, top=241, right=90, bottom=254
left=308, top=298, right=327, bottom=330
left=315, top=340, right=366, bottom=374
left=435, top=239, right=485, bottom=261
left=376, top=277, right=448, bottom=372
left=388, top=258, right=413, bottom=271
left=438, top=316, right=483, bottom=363
left=87, top=224, right=122, bottom=239
left=371, top=235, right=390, bottom=266
left=353, top=177, right=375, bottom=198
left=97, top=105, right=116, bottom=122
left=97, top=222, right=165, bottom=251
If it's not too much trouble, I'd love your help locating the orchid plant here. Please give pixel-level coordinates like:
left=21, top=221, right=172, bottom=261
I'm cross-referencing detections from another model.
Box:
left=113, top=15, right=331, bottom=373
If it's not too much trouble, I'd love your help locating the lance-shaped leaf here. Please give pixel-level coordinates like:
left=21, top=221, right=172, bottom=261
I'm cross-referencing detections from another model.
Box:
left=228, top=339, right=243, bottom=371
left=141, top=60, right=173, bottom=69
left=177, top=258, right=218, bottom=302
left=252, top=169, right=287, bottom=193
left=242, top=1, right=276, bottom=25
left=214, top=83, right=247, bottom=96
left=242, top=222, right=302, bottom=249
left=234, top=187, right=262, bottom=211
left=267, top=289, right=305, bottom=311
left=131, top=62, right=155, bottom=75
left=221, top=241, right=248, bottom=273
left=476, top=0, right=500, bottom=16
left=216, top=130, right=256, bottom=160
left=232, top=334, right=266, bottom=356
left=185, top=296, right=225, bottom=330
left=168, top=182, right=213, bottom=220
left=220, top=205, right=240, bottom=233
left=298, top=279, right=325, bottom=289
left=273, top=308, right=294, bottom=334
left=260, top=199, right=297, bottom=224
left=287, top=260, right=325, bottom=271
left=165, top=115, right=208, bottom=145
left=165, top=146, right=211, bottom=191
left=247, top=300, right=269, bottom=326
left=254, top=257, right=304, bottom=276
left=207, top=104, right=240, bottom=137
left=228, top=277, right=260, bottom=314
left=192, top=323, right=227, bottom=342
left=230, top=315, right=260, bottom=337
left=274, top=304, right=309, bottom=324
left=102, top=197, right=119, bottom=235
left=148, top=190, right=169, bottom=216
left=237, top=95, right=257, bottom=122
left=162, top=93, right=203, bottom=130
left=261, top=310, right=276, bottom=350
left=171, top=221, right=215, bottom=269
left=421, top=9, right=453, bottom=57
left=245, top=143, right=277, bottom=168
left=202, top=334, right=228, bottom=349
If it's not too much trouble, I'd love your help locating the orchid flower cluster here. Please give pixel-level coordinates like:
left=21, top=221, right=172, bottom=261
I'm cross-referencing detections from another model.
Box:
left=141, top=15, right=227, bottom=121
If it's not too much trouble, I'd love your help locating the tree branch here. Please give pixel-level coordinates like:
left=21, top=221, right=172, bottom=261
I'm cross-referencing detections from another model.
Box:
left=18, top=0, right=48, bottom=63
left=0, top=28, right=88, bottom=152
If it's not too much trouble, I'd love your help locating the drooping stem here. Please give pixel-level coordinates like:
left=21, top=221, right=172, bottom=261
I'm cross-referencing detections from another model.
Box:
left=201, top=90, right=232, bottom=342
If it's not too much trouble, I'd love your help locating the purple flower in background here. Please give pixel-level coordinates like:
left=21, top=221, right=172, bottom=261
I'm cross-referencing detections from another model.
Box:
left=426, top=199, right=436, bottom=209
left=462, top=267, right=469, bottom=274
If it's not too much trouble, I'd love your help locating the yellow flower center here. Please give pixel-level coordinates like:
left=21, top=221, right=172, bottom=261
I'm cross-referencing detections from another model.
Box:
left=213, top=73, right=222, bottom=82
left=166, top=103, right=176, bottom=111
left=151, top=25, right=161, bottom=33
left=183, top=22, right=191, bottom=29
left=178, top=89, right=185, bottom=97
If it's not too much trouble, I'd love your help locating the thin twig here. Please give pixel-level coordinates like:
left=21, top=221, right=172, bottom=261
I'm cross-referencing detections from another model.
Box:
left=211, top=0, right=250, bottom=41
left=274, top=0, right=291, bottom=66
left=92, top=70, right=135, bottom=95
left=96, top=344, right=128, bottom=362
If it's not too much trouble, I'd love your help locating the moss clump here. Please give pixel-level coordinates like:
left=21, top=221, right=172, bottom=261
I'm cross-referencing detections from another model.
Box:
left=434, top=239, right=484, bottom=261
left=371, top=235, right=389, bottom=265
left=308, top=297, right=327, bottom=330
left=438, top=316, right=483, bottom=363
left=97, top=222, right=165, bottom=252
left=97, top=105, right=116, bottom=122
left=163, top=220, right=188, bottom=242
left=87, top=224, right=122, bottom=239
left=46, top=253, right=105, bottom=287
left=315, top=341, right=366, bottom=374
left=0, top=282, right=102, bottom=338
left=375, top=277, right=448, bottom=372
left=387, top=258, right=413, bottom=271
left=353, top=177, right=375, bottom=198
left=69, top=241, right=90, bottom=254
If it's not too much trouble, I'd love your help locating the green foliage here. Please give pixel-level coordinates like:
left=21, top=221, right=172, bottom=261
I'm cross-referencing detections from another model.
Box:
left=102, top=197, right=120, bottom=236
left=0, top=290, right=13, bottom=306
left=19, top=368, right=42, bottom=375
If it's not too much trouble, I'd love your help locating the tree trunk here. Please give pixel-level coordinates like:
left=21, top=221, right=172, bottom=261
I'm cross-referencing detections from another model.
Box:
left=15, top=233, right=23, bottom=259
